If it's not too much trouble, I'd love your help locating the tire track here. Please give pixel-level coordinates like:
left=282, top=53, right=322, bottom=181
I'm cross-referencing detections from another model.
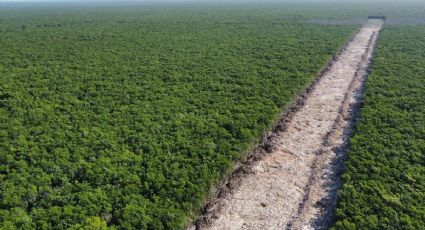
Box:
left=286, top=30, right=380, bottom=230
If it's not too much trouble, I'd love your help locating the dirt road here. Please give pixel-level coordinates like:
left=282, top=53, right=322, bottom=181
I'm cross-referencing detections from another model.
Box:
left=195, top=19, right=383, bottom=230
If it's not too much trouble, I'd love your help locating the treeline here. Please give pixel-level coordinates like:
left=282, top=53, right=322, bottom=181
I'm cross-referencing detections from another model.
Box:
left=332, top=26, right=425, bottom=229
left=0, top=5, right=356, bottom=229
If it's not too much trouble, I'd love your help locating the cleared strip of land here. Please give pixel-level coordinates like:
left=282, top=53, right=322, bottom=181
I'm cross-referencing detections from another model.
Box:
left=195, top=19, right=383, bottom=229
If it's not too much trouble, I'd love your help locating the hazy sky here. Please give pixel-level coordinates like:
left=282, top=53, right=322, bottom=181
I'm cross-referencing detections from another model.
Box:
left=1, top=0, right=425, bottom=4
left=0, top=0, right=420, bottom=1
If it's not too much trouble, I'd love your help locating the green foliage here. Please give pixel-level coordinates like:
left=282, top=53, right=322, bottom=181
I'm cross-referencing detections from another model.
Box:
left=332, top=26, right=425, bottom=229
left=0, top=4, right=355, bottom=229
left=69, top=217, right=108, bottom=230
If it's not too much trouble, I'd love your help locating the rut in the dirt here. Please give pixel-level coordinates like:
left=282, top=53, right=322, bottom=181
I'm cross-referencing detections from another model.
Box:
left=193, top=19, right=384, bottom=230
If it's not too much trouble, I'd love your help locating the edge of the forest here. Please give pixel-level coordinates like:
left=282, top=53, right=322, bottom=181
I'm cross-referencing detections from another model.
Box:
left=186, top=23, right=364, bottom=229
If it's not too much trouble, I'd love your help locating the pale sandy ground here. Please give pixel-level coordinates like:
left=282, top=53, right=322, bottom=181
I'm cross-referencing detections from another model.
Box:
left=198, top=20, right=383, bottom=230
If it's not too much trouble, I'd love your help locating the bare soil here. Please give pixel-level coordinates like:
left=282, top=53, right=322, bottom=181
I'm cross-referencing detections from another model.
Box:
left=191, top=20, right=383, bottom=230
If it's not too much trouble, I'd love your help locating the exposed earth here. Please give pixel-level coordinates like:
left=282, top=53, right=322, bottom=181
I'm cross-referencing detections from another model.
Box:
left=193, top=19, right=383, bottom=230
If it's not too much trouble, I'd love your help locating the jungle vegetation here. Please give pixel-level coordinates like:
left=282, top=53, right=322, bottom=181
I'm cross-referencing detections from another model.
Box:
left=0, top=4, right=356, bottom=229
left=332, top=26, right=425, bottom=229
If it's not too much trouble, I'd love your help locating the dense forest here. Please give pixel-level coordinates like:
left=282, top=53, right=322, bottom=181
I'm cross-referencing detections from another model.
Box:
left=332, top=26, right=425, bottom=229
left=0, top=4, right=356, bottom=229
